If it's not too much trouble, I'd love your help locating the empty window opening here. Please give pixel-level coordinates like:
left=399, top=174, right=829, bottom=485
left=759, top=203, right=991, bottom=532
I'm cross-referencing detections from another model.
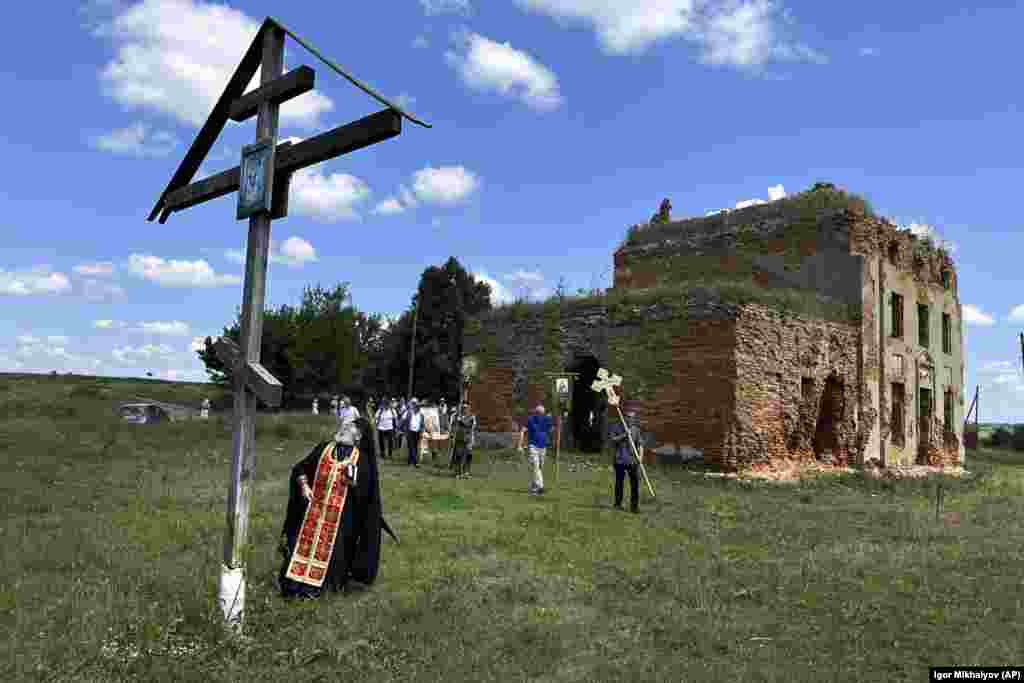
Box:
left=890, top=294, right=904, bottom=338
left=801, top=377, right=814, bottom=401
left=888, top=243, right=899, bottom=265
left=941, top=270, right=951, bottom=290
left=942, top=313, right=952, bottom=354
left=890, top=382, right=905, bottom=447
left=944, top=390, right=954, bottom=434
left=918, top=304, right=930, bottom=348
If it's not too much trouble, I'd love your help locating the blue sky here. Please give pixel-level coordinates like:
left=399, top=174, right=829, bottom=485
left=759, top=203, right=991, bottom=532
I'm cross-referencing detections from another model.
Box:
left=2, top=0, right=1022, bottom=421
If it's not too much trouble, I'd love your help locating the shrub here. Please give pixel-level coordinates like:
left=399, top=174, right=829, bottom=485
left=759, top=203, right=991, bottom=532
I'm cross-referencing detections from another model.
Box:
left=988, top=426, right=1013, bottom=448
left=1012, top=425, right=1024, bottom=451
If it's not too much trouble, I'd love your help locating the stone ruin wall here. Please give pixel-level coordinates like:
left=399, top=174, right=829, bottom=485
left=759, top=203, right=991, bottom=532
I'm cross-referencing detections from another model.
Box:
left=731, top=305, right=865, bottom=470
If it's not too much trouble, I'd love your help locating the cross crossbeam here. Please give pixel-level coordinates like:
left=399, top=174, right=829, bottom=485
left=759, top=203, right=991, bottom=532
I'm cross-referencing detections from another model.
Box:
left=229, top=65, right=315, bottom=122
left=214, top=337, right=283, bottom=407
left=159, top=109, right=401, bottom=222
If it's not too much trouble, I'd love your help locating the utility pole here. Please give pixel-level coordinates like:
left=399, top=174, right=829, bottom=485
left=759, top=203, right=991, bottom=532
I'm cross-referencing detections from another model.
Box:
left=1019, top=332, right=1023, bottom=374
left=407, top=292, right=419, bottom=399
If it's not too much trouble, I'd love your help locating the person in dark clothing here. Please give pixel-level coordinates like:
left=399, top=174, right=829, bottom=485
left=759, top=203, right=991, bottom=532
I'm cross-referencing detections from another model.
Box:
left=452, top=403, right=477, bottom=479
left=608, top=410, right=644, bottom=513
left=405, top=399, right=423, bottom=467
left=277, top=417, right=398, bottom=598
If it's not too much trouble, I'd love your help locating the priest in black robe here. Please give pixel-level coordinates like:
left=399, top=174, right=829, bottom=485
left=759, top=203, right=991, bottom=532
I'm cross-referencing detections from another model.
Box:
left=278, top=417, right=396, bottom=598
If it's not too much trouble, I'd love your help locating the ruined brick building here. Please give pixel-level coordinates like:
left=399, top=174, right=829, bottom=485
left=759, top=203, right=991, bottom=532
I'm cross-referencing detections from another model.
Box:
left=463, top=186, right=965, bottom=470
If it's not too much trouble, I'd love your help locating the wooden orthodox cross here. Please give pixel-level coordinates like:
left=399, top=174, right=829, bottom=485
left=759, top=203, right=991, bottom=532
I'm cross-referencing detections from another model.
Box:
left=591, top=367, right=656, bottom=497
left=148, top=17, right=429, bottom=632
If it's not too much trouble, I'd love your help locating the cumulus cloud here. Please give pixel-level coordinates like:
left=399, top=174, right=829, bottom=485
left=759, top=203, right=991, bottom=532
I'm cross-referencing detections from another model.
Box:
left=516, top=0, right=825, bottom=68
left=94, top=0, right=333, bottom=128
left=137, top=321, right=190, bottom=336
left=128, top=254, right=241, bottom=288
left=288, top=167, right=372, bottom=222
left=412, top=165, right=480, bottom=206
left=1008, top=304, right=1024, bottom=322
left=420, top=0, right=472, bottom=15
left=225, top=237, right=319, bottom=266
left=82, top=279, right=126, bottom=302
left=89, top=122, right=177, bottom=157
left=112, top=343, right=176, bottom=363
left=733, top=184, right=786, bottom=210
left=190, top=336, right=209, bottom=352
left=962, top=304, right=996, bottom=326
left=16, top=335, right=40, bottom=346
left=73, top=261, right=116, bottom=276
left=472, top=270, right=516, bottom=305
left=373, top=198, right=406, bottom=215
left=0, top=267, right=72, bottom=296
left=506, top=269, right=544, bottom=284
left=446, top=32, right=563, bottom=111
left=412, top=35, right=430, bottom=49
left=275, top=236, right=318, bottom=267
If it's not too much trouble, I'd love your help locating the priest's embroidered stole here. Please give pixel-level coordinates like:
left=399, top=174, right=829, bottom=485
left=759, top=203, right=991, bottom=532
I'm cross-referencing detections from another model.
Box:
left=285, top=443, right=361, bottom=587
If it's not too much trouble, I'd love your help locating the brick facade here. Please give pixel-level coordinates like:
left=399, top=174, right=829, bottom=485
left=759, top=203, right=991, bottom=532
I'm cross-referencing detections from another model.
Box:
left=464, top=188, right=965, bottom=471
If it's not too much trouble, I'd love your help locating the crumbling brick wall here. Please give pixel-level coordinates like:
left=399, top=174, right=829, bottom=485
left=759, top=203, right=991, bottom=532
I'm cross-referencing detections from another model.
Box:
left=731, top=305, right=863, bottom=469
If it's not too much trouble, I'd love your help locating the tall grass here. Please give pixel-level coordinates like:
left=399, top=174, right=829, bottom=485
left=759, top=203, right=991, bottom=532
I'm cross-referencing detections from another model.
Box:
left=2, top=375, right=1022, bottom=681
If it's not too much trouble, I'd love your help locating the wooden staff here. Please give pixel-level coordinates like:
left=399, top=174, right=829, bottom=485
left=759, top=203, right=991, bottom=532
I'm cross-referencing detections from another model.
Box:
left=555, top=412, right=562, bottom=484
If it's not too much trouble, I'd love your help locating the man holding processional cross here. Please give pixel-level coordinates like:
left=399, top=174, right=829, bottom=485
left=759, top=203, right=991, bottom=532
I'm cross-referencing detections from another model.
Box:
left=147, top=15, right=429, bottom=630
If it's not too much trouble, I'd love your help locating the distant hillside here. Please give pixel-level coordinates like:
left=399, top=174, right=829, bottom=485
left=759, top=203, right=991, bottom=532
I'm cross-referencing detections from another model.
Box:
left=0, top=373, right=226, bottom=419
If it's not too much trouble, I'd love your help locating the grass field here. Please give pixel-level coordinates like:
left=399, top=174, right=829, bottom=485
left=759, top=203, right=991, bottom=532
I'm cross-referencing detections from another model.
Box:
left=2, top=374, right=1023, bottom=682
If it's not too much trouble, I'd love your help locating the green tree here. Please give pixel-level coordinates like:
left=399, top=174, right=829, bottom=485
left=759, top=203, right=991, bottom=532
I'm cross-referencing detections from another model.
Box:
left=378, top=257, right=492, bottom=401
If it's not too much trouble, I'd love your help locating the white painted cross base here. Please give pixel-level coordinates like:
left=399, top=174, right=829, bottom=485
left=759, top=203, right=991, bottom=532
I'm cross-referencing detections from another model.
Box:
left=218, top=564, right=245, bottom=633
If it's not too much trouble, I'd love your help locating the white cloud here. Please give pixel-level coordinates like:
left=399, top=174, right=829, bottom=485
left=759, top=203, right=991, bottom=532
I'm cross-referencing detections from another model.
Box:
left=137, top=321, right=190, bottom=336
left=859, top=47, right=879, bottom=57
left=112, top=343, right=175, bottom=363
left=82, top=279, right=127, bottom=302
left=420, top=0, right=472, bottom=15
left=93, top=319, right=123, bottom=329
left=515, top=0, right=825, bottom=68
left=962, top=304, right=996, bottom=326
left=274, top=237, right=318, bottom=267
left=47, top=335, right=70, bottom=345
left=446, top=32, right=563, bottom=111
left=412, top=165, right=480, bottom=206
left=89, top=122, right=178, bottom=157
left=16, top=335, right=40, bottom=346
left=288, top=167, right=372, bottom=222
left=189, top=336, right=210, bottom=353
left=412, top=35, right=430, bottom=49
left=399, top=185, right=420, bottom=209
left=734, top=198, right=766, bottom=210
left=767, top=184, right=786, bottom=201
left=472, top=270, right=516, bottom=305
left=1008, top=304, right=1024, bottom=322
left=980, top=360, right=1015, bottom=372
left=506, top=269, right=544, bottom=284
left=128, top=254, right=241, bottom=288
left=94, top=0, right=333, bottom=129
left=897, top=221, right=957, bottom=255
left=373, top=198, right=406, bottom=215
left=225, top=238, right=318, bottom=267
left=73, top=261, right=116, bottom=276
left=0, top=267, right=72, bottom=296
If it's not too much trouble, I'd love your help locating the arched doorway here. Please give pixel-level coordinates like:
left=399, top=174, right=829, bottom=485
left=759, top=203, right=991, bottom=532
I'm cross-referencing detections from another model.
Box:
left=568, top=355, right=603, bottom=453
left=813, top=375, right=845, bottom=461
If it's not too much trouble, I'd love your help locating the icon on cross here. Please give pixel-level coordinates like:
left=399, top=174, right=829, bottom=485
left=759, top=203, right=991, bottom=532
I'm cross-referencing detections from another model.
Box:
left=591, top=367, right=622, bottom=406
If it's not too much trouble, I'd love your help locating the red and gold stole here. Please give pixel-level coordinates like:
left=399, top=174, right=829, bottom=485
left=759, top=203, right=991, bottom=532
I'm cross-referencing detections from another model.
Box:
left=284, top=443, right=362, bottom=587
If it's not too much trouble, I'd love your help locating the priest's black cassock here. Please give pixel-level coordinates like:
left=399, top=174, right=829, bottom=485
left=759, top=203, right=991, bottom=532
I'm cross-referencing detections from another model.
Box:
left=278, top=418, right=396, bottom=598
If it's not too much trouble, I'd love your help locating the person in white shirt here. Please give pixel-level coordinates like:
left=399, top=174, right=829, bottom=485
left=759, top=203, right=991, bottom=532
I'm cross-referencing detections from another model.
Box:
left=405, top=399, right=423, bottom=467
left=334, top=395, right=361, bottom=443
left=375, top=399, right=398, bottom=459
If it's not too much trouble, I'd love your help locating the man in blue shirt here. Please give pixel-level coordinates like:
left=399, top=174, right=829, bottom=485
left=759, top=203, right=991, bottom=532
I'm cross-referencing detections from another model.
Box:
left=519, top=404, right=553, bottom=495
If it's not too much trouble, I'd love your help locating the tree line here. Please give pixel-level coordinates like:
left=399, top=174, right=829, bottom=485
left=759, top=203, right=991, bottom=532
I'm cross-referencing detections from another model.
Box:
left=197, top=256, right=492, bottom=409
